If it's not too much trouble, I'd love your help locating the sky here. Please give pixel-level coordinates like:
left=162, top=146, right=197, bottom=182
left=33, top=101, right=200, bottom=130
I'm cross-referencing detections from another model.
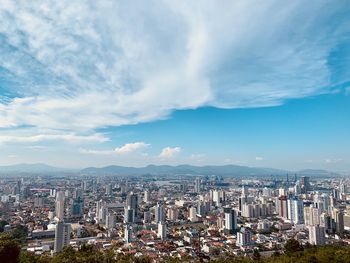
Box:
left=0, top=1, right=349, bottom=172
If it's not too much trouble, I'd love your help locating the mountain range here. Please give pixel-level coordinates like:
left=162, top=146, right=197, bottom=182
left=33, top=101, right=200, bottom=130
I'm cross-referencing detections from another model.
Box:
left=0, top=163, right=339, bottom=177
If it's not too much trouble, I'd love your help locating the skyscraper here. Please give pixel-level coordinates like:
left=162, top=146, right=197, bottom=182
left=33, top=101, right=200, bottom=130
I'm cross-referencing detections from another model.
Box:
left=300, top=176, right=311, bottom=194
left=157, top=222, right=166, bottom=240
left=309, top=225, right=325, bottom=246
left=155, top=203, right=165, bottom=223
left=55, top=191, right=65, bottom=221
left=224, top=208, right=238, bottom=234
left=54, top=221, right=71, bottom=253
left=195, top=178, right=201, bottom=193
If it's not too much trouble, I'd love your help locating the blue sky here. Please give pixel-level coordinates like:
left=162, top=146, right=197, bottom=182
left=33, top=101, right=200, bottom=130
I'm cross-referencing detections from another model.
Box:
left=0, top=1, right=349, bottom=171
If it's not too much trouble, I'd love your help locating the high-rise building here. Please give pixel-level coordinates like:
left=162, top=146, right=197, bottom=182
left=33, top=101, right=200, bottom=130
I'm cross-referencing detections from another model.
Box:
left=195, top=178, right=201, bottom=193
left=124, top=207, right=135, bottom=223
left=188, top=207, right=198, bottom=222
left=55, top=191, right=65, bottom=221
left=54, top=221, right=71, bottom=253
left=157, top=222, right=166, bottom=240
left=124, top=226, right=132, bottom=244
left=167, top=207, right=178, bottom=221
left=333, top=209, right=344, bottom=234
left=224, top=208, right=237, bottom=234
left=144, top=190, right=150, bottom=203
left=300, top=176, right=311, bottom=194
left=105, top=183, right=112, bottom=196
left=287, top=198, right=304, bottom=224
left=155, top=204, right=165, bottom=223
left=70, top=197, right=84, bottom=218
left=304, top=206, right=320, bottom=226
left=237, top=228, right=252, bottom=246
left=309, top=225, right=325, bottom=246
left=106, top=212, right=116, bottom=230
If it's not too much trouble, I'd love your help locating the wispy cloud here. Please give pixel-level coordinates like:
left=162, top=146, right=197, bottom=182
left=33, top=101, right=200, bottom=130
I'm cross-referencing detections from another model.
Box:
left=159, top=147, right=182, bottom=158
left=255, top=157, right=264, bottom=161
left=0, top=0, right=349, bottom=138
left=0, top=133, right=108, bottom=144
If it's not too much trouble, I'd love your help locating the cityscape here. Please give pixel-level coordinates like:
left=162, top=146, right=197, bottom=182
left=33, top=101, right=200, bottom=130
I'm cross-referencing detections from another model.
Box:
left=1, top=1, right=350, bottom=262
left=1, top=170, right=350, bottom=262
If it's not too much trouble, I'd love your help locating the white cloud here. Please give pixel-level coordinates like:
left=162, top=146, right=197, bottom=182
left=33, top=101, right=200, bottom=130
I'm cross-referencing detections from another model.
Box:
left=80, top=142, right=150, bottom=155
left=159, top=147, right=182, bottom=158
left=0, top=0, right=348, bottom=138
left=7, top=155, right=17, bottom=158
left=115, top=142, right=150, bottom=154
left=255, top=157, right=264, bottom=161
left=0, top=133, right=108, bottom=144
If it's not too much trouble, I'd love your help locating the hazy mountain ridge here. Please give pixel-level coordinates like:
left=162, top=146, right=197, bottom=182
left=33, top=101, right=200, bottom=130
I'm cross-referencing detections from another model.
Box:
left=0, top=163, right=339, bottom=177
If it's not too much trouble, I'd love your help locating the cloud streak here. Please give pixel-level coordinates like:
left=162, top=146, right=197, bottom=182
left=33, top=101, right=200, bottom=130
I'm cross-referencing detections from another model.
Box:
left=0, top=0, right=349, bottom=139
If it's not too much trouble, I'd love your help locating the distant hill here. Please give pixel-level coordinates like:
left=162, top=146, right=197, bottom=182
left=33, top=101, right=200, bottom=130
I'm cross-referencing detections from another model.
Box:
left=0, top=163, right=339, bottom=177
left=81, top=164, right=289, bottom=177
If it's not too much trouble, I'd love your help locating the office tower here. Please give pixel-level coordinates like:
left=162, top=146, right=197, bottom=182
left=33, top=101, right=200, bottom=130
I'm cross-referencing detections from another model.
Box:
left=96, top=200, right=107, bottom=224
left=309, top=225, right=325, bottom=245
left=167, top=207, right=178, bottom=221
left=237, top=228, right=252, bottom=246
left=333, top=188, right=340, bottom=201
left=300, top=176, right=311, bottom=194
left=50, top=188, right=57, bottom=198
left=34, top=195, right=43, bottom=208
left=195, top=178, right=201, bottom=193
left=124, top=226, right=132, bottom=244
left=320, top=213, right=334, bottom=234
left=155, top=204, right=165, bottom=223
left=188, top=207, right=198, bottom=222
left=224, top=208, right=237, bottom=234
left=144, top=190, right=150, bottom=203
left=143, top=210, right=151, bottom=224
left=304, top=206, right=320, bottom=226
left=340, top=182, right=347, bottom=194
left=276, top=196, right=288, bottom=219
left=124, top=207, right=135, bottom=223
left=105, top=183, right=112, bottom=196
left=287, top=198, right=304, bottom=224
left=70, top=197, right=84, bottom=217
left=126, top=193, right=138, bottom=210
left=54, top=221, right=71, bottom=253
left=262, top=187, right=271, bottom=197
left=333, top=209, right=344, bottom=234
left=197, top=201, right=207, bottom=216
left=242, top=185, right=248, bottom=196
left=106, top=212, right=116, bottom=230
left=73, top=188, right=82, bottom=199
left=157, top=222, right=166, bottom=240
left=55, top=191, right=65, bottom=221
left=212, top=189, right=225, bottom=207
left=242, top=204, right=254, bottom=218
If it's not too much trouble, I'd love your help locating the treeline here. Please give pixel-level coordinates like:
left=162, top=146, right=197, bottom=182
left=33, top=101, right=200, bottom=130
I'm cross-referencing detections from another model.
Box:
left=2, top=236, right=350, bottom=263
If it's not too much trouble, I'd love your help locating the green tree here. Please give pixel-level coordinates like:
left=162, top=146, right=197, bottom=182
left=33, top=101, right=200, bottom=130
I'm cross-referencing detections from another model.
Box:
left=0, top=234, right=21, bottom=263
left=284, top=238, right=303, bottom=255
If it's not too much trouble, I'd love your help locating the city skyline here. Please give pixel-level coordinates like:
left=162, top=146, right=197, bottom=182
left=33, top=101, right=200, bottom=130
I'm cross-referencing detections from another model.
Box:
left=0, top=1, right=349, bottom=171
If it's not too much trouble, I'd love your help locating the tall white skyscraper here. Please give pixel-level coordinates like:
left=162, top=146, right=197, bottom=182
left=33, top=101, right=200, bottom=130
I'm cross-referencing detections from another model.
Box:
left=155, top=204, right=165, bottom=223
left=144, top=190, right=151, bottom=203
left=224, top=208, right=237, bottom=234
left=195, top=178, right=201, bottom=193
left=309, top=225, right=325, bottom=246
left=55, top=191, right=65, bottom=221
left=54, top=221, right=71, bottom=253
left=287, top=199, right=304, bottom=224
left=157, top=222, right=166, bottom=240
left=188, top=207, right=198, bottom=222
